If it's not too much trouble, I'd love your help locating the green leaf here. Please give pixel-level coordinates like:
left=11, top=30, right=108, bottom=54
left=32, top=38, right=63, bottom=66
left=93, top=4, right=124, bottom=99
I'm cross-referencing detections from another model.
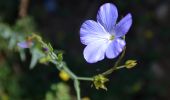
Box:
left=48, top=43, right=53, bottom=52
left=30, top=48, right=45, bottom=69
left=45, top=92, right=54, bottom=100
left=57, top=51, right=63, bottom=61
left=0, top=24, right=12, bottom=39
left=8, top=34, right=17, bottom=49
left=19, top=49, right=26, bottom=61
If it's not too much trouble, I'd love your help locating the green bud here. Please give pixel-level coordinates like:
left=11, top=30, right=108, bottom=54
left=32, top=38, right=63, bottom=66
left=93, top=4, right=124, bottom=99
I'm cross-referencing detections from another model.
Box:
left=125, top=60, right=137, bottom=69
left=39, top=55, right=51, bottom=64
left=48, top=43, right=53, bottom=52
left=57, top=52, right=63, bottom=61
left=93, top=74, right=109, bottom=90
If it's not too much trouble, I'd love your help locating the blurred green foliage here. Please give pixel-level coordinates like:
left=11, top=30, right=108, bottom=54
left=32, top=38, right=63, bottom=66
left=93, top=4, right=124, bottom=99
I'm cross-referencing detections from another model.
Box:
left=0, top=59, right=21, bottom=100
left=0, top=16, right=74, bottom=100
left=0, top=16, right=34, bottom=100
left=45, top=83, right=72, bottom=100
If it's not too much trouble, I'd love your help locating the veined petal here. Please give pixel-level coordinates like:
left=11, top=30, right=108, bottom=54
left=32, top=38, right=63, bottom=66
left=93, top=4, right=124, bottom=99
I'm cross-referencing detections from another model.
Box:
left=97, top=3, right=118, bottom=33
left=106, top=38, right=125, bottom=59
left=115, top=13, right=132, bottom=37
left=80, top=20, right=110, bottom=45
left=83, top=40, right=110, bottom=63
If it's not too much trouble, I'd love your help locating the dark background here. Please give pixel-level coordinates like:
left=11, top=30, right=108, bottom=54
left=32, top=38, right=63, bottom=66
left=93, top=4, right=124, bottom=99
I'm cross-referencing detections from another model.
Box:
left=0, top=0, right=170, bottom=100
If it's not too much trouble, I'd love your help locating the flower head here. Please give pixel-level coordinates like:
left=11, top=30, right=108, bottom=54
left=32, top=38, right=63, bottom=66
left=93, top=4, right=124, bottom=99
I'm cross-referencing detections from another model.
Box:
left=17, top=35, right=35, bottom=48
left=17, top=41, right=33, bottom=48
left=80, top=3, right=132, bottom=63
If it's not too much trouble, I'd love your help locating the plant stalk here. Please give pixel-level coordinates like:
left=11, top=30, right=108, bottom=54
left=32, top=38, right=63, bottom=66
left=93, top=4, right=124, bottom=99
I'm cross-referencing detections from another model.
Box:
left=102, top=47, right=126, bottom=76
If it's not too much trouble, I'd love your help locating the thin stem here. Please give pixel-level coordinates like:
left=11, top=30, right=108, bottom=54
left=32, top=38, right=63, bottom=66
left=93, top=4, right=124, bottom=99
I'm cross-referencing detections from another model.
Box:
left=34, top=34, right=95, bottom=99
left=114, top=47, right=126, bottom=68
left=102, top=47, right=126, bottom=76
left=114, top=65, right=125, bottom=70
left=51, top=60, right=83, bottom=100
left=62, top=64, right=77, bottom=79
left=51, top=60, right=77, bottom=79
left=77, top=77, right=93, bottom=81
left=74, top=79, right=81, bottom=100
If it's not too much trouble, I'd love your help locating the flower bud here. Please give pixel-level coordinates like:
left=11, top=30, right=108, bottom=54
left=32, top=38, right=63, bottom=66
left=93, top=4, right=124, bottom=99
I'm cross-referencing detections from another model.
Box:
left=93, top=74, right=109, bottom=90
left=125, top=60, right=137, bottom=69
left=59, top=70, right=70, bottom=81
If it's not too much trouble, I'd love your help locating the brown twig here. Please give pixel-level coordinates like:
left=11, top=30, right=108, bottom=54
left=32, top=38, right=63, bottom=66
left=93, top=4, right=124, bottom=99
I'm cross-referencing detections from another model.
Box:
left=19, top=0, right=29, bottom=18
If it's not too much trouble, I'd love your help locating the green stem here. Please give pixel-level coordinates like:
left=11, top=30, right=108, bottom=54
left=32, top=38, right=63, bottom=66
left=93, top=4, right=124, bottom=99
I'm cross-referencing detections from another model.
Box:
left=62, top=64, right=77, bottom=79
left=77, top=77, right=93, bottom=81
left=51, top=60, right=77, bottom=79
left=74, top=79, right=81, bottom=100
left=33, top=34, right=96, bottom=100
left=102, top=47, right=126, bottom=76
left=114, top=65, right=125, bottom=70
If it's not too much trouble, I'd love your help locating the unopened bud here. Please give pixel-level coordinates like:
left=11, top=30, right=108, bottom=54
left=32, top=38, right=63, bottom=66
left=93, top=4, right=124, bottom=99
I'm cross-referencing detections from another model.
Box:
left=125, top=60, right=137, bottom=69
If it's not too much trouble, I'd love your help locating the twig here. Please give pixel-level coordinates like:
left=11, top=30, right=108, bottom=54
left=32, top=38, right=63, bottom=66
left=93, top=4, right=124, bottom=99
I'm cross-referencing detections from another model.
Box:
left=19, top=0, right=29, bottom=18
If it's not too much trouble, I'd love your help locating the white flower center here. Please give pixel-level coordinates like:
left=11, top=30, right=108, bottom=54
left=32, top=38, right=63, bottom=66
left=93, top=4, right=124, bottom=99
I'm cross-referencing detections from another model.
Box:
left=103, top=33, right=115, bottom=41
left=109, top=35, right=115, bottom=40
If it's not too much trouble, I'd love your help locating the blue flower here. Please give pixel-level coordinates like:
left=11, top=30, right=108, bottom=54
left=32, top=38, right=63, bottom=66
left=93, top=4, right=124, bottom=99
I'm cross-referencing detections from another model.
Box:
left=80, top=3, right=132, bottom=63
left=17, top=41, right=33, bottom=48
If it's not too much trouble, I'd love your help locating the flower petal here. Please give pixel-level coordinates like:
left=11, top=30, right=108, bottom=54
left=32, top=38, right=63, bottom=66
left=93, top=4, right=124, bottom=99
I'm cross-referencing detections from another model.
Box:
left=115, top=13, right=132, bottom=37
left=106, top=38, right=125, bottom=59
left=80, top=20, right=110, bottom=45
left=83, top=40, right=110, bottom=63
left=97, top=3, right=118, bottom=33
left=17, top=41, right=33, bottom=48
left=17, top=41, right=30, bottom=48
